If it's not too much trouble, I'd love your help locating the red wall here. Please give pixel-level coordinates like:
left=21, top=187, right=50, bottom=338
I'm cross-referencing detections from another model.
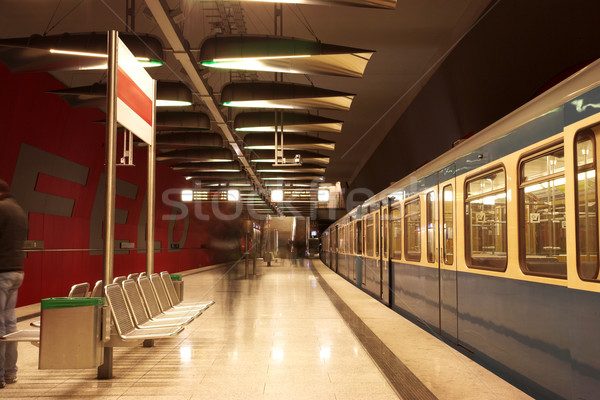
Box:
left=0, top=64, right=243, bottom=306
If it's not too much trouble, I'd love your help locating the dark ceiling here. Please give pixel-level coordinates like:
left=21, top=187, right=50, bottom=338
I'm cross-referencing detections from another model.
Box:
left=0, top=0, right=494, bottom=215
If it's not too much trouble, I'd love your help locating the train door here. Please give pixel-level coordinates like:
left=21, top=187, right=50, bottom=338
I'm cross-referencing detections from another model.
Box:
left=356, top=208, right=364, bottom=287
left=438, top=165, right=458, bottom=342
left=381, top=202, right=390, bottom=305
left=333, top=226, right=338, bottom=272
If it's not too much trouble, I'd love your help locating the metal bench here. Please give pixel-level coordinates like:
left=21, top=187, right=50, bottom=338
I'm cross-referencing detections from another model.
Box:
left=149, top=274, right=207, bottom=315
left=104, top=284, right=184, bottom=341
left=121, top=279, right=194, bottom=328
left=1, top=330, right=40, bottom=344
left=113, top=276, right=126, bottom=285
left=159, top=271, right=215, bottom=310
left=137, top=276, right=201, bottom=320
left=68, top=282, right=90, bottom=298
left=127, top=273, right=139, bottom=281
left=90, top=280, right=103, bottom=298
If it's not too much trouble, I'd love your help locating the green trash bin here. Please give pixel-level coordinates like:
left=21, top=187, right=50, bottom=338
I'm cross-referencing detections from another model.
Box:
left=39, top=297, right=105, bottom=369
left=170, top=274, right=184, bottom=301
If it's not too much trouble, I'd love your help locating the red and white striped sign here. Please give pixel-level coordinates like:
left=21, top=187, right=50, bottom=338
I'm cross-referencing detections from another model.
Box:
left=117, top=38, right=155, bottom=145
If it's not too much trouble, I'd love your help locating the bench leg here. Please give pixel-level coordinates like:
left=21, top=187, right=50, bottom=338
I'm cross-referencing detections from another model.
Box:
left=143, top=339, right=154, bottom=348
left=98, top=347, right=113, bottom=379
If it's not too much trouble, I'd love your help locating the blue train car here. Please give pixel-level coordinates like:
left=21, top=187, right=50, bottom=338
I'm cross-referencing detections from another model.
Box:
left=322, top=59, right=600, bottom=399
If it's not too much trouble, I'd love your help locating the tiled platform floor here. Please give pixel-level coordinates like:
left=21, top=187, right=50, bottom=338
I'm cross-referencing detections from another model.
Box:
left=7, top=258, right=530, bottom=400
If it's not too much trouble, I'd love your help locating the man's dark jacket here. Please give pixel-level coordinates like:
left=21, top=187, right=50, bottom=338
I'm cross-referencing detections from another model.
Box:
left=0, top=193, right=27, bottom=272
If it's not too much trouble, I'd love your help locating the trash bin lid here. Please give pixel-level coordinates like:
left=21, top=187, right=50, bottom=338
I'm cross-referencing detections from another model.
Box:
left=170, top=274, right=182, bottom=281
left=41, top=297, right=105, bottom=310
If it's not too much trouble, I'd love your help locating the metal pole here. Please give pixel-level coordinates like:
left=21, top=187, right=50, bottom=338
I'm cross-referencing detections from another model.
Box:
left=99, top=29, right=118, bottom=380
left=274, top=111, right=278, bottom=164
left=146, top=80, right=156, bottom=277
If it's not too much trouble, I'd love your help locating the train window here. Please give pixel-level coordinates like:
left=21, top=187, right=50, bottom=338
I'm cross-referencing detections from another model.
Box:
left=465, top=168, right=507, bottom=270
left=575, top=132, right=599, bottom=281
left=519, top=146, right=566, bottom=278
left=383, top=207, right=389, bottom=259
left=391, top=204, right=402, bottom=259
left=365, top=214, right=374, bottom=257
left=405, top=198, right=421, bottom=261
left=443, top=185, right=454, bottom=265
left=426, top=191, right=435, bottom=263
left=375, top=211, right=380, bottom=258
left=355, top=220, right=363, bottom=255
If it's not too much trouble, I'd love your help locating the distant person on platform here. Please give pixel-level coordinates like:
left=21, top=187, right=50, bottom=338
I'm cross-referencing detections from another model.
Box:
left=0, top=179, right=26, bottom=388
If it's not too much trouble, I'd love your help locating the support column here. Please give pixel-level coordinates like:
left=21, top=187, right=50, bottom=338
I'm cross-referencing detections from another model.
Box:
left=98, top=30, right=118, bottom=380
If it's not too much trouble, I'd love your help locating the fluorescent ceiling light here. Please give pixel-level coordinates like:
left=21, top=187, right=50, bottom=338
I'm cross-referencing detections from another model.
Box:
left=318, top=189, right=330, bottom=202
left=223, top=101, right=295, bottom=109
left=243, top=133, right=335, bottom=151
left=156, top=100, right=192, bottom=107
left=49, top=49, right=163, bottom=68
left=220, top=81, right=354, bottom=111
left=181, top=190, right=193, bottom=202
left=272, top=190, right=284, bottom=202
left=234, top=112, right=343, bottom=133
left=200, top=35, right=374, bottom=78
left=0, top=33, right=165, bottom=73
left=240, top=0, right=395, bottom=6
left=228, top=190, right=240, bottom=201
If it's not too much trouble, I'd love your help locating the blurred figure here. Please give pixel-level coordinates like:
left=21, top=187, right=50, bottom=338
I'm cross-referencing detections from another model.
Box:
left=0, top=179, right=26, bottom=388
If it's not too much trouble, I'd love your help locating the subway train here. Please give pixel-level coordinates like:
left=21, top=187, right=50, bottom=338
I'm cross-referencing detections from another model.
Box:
left=321, top=58, right=600, bottom=399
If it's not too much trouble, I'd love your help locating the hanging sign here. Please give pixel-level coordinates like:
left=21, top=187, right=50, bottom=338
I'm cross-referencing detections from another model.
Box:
left=116, top=38, right=155, bottom=145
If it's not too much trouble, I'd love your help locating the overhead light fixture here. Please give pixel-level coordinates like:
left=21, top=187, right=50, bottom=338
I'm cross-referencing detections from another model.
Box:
left=198, top=181, right=252, bottom=187
left=262, top=176, right=324, bottom=181
left=264, top=182, right=317, bottom=187
left=97, top=111, right=210, bottom=131
left=250, top=150, right=330, bottom=165
left=200, top=35, right=374, bottom=77
left=271, top=190, right=284, bottom=202
left=221, top=81, right=354, bottom=111
left=48, top=81, right=192, bottom=108
left=181, top=190, right=193, bottom=202
left=234, top=112, right=343, bottom=133
left=0, top=33, right=164, bottom=72
left=151, top=132, right=223, bottom=148
left=182, top=172, right=248, bottom=180
left=156, top=111, right=210, bottom=130
left=257, top=165, right=325, bottom=174
left=170, top=161, right=241, bottom=172
left=228, top=189, right=240, bottom=201
left=156, top=148, right=233, bottom=162
left=243, top=133, right=335, bottom=151
left=155, top=81, right=193, bottom=106
left=238, top=0, right=395, bottom=9
left=318, top=189, right=330, bottom=202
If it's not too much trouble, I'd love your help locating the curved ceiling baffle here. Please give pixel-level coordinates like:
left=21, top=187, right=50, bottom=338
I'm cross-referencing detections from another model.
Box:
left=222, top=0, right=396, bottom=9
left=143, top=0, right=279, bottom=215
left=47, top=80, right=192, bottom=108
left=234, top=112, right=343, bottom=133
left=243, top=133, right=335, bottom=151
left=0, top=32, right=164, bottom=72
left=156, top=148, right=235, bottom=162
left=170, top=161, right=242, bottom=172
left=199, top=35, right=373, bottom=78
left=220, top=81, right=355, bottom=110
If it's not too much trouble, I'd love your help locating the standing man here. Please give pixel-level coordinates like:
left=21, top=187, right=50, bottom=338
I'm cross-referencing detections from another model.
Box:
left=0, top=179, right=26, bottom=388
